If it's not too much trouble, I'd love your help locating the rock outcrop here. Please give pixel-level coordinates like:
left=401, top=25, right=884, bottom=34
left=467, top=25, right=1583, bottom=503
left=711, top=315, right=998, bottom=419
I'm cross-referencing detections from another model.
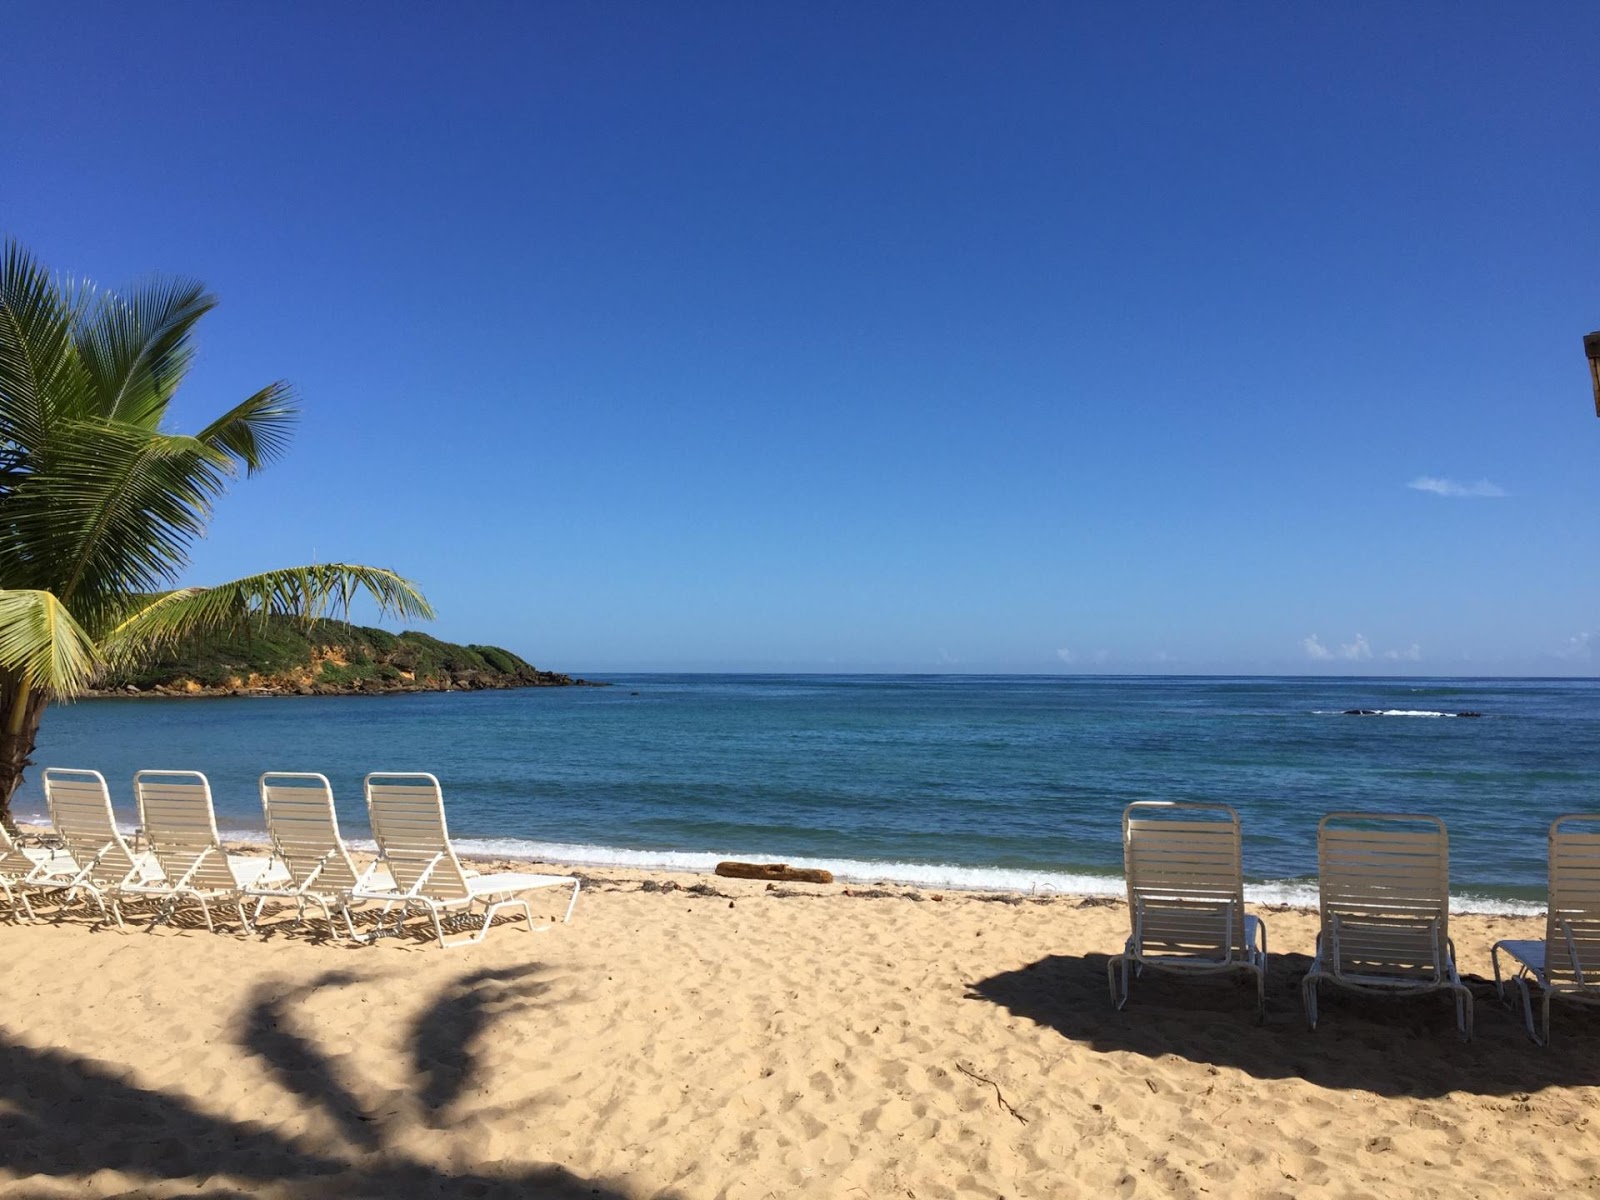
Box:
left=87, top=618, right=600, bottom=698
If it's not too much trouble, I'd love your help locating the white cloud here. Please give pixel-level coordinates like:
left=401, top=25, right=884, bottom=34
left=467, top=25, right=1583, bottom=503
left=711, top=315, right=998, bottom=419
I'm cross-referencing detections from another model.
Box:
left=1408, top=476, right=1507, bottom=499
left=1056, top=648, right=1074, bottom=664
left=1382, top=644, right=1423, bottom=662
left=1560, top=632, right=1595, bottom=662
left=1340, top=633, right=1373, bottom=661
left=1304, top=633, right=1377, bottom=662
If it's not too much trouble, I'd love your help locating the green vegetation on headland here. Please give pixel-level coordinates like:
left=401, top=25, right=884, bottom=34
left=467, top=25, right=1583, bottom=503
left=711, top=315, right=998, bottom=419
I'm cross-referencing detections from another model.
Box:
left=90, top=616, right=597, bottom=697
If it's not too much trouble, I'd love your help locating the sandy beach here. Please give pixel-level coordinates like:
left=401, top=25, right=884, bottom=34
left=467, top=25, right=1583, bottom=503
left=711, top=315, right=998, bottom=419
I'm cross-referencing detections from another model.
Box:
left=3, top=854, right=1599, bottom=1200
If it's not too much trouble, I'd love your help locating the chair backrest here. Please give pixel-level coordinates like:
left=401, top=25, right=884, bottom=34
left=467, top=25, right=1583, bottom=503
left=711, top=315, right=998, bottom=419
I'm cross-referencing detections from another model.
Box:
left=1546, top=814, right=1600, bottom=988
left=42, top=767, right=146, bottom=885
left=363, top=773, right=471, bottom=900
left=1123, top=801, right=1248, bottom=959
left=259, top=772, right=362, bottom=893
left=133, top=770, right=236, bottom=892
left=1317, top=812, right=1451, bottom=981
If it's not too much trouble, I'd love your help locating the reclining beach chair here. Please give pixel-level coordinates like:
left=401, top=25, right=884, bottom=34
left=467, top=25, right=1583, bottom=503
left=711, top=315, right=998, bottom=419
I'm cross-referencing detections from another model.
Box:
left=132, top=770, right=289, bottom=933
left=1108, top=801, right=1268, bottom=1018
left=1302, top=812, right=1472, bottom=1039
left=357, top=772, right=580, bottom=948
left=250, top=772, right=385, bottom=940
left=35, top=768, right=165, bottom=928
left=0, top=821, right=62, bottom=920
left=1491, top=814, right=1600, bottom=1044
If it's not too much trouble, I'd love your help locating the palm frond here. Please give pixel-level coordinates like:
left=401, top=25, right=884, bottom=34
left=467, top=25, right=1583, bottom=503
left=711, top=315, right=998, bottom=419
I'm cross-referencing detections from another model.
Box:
left=195, top=380, right=298, bottom=474
left=75, top=274, right=215, bottom=426
left=0, top=589, right=101, bottom=698
left=0, top=239, right=93, bottom=459
left=4, top=421, right=236, bottom=623
left=100, top=564, right=434, bottom=667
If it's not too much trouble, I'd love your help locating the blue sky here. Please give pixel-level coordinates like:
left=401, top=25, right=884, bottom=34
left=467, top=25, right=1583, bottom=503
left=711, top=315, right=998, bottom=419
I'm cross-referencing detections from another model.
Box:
left=5, top=4, right=1597, bottom=674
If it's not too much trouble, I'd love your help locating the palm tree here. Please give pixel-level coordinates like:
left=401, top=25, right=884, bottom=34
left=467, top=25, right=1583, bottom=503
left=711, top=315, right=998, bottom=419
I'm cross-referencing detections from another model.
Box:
left=0, top=239, right=433, bottom=825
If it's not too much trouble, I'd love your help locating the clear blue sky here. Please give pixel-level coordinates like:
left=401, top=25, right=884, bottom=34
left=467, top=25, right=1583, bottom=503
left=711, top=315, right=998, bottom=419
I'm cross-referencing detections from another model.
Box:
left=6, top=4, right=1597, bottom=674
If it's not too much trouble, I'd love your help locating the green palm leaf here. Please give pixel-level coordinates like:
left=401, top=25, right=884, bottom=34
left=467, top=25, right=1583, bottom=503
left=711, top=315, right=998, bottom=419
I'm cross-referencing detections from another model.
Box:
left=5, top=421, right=235, bottom=622
left=196, top=380, right=298, bottom=473
left=0, top=589, right=101, bottom=698
left=75, top=274, right=215, bottom=426
left=0, top=240, right=92, bottom=468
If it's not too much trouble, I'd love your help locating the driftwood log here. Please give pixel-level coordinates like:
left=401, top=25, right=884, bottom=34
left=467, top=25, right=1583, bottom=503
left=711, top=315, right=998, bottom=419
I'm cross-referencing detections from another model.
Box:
left=714, top=861, right=834, bottom=884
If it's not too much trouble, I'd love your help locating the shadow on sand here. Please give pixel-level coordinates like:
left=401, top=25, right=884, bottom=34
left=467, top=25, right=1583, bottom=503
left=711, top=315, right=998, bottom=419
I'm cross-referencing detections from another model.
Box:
left=968, top=950, right=1600, bottom=1099
left=0, top=962, right=671, bottom=1199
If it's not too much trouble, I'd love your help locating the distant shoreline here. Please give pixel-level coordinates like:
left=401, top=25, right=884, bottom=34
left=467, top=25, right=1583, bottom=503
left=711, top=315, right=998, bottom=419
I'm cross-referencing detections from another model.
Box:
left=81, top=673, right=609, bottom=700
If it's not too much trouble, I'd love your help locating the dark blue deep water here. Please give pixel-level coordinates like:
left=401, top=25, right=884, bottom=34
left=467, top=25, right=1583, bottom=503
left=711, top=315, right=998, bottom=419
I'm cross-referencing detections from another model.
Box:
left=13, top=675, right=1598, bottom=911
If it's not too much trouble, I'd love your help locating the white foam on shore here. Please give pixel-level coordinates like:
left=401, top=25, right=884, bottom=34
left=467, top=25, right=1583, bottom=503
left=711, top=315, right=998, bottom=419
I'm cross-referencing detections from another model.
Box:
left=15, top=813, right=1540, bottom=916
left=451, top=837, right=1544, bottom=915
left=452, top=837, right=1126, bottom=896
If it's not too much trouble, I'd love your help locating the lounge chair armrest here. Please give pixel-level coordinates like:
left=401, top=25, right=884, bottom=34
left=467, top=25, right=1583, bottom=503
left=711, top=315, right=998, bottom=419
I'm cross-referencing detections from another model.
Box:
left=403, top=853, right=446, bottom=898
left=166, top=846, right=215, bottom=891
left=302, top=852, right=330, bottom=887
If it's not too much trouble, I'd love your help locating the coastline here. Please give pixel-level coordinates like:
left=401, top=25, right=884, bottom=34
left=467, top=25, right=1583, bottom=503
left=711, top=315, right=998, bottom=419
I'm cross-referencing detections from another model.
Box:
left=1, top=855, right=1590, bottom=1199
left=80, top=670, right=605, bottom=699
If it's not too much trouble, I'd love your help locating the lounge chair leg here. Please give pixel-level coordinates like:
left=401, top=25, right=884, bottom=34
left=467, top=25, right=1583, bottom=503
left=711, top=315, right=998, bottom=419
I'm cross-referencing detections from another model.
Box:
left=1107, top=954, right=1131, bottom=1010
left=1302, top=975, right=1319, bottom=1031
left=1541, top=989, right=1553, bottom=1047
left=1491, top=945, right=1507, bottom=1004
left=563, top=879, right=581, bottom=923
left=1456, top=986, right=1473, bottom=1042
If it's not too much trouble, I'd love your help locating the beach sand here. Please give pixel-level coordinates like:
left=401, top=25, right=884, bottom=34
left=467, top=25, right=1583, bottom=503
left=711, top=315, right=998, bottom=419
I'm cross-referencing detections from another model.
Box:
left=2, top=857, right=1598, bottom=1199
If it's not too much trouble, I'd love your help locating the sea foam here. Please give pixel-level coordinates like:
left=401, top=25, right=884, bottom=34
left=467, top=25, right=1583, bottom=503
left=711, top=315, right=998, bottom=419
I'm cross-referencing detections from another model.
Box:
left=12, top=811, right=1544, bottom=918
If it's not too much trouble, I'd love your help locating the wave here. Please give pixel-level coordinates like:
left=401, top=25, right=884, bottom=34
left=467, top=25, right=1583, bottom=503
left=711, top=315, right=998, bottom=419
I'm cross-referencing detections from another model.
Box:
left=450, top=836, right=1542, bottom=916
left=1315, top=709, right=1479, bottom=718
left=10, top=813, right=1540, bottom=917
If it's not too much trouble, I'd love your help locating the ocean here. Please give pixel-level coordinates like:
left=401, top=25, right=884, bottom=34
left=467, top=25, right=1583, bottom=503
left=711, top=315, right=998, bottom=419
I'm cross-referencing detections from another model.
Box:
left=12, top=675, right=1597, bottom=914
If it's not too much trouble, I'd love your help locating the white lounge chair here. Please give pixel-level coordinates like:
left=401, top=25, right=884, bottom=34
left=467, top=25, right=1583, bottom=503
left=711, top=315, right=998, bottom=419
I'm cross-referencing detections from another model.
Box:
left=250, top=772, right=385, bottom=940
left=36, top=768, right=165, bottom=928
left=1, top=821, right=62, bottom=920
left=1302, top=812, right=1473, bottom=1039
left=132, top=770, right=289, bottom=933
left=356, top=772, right=579, bottom=948
left=1108, top=801, right=1268, bottom=1018
left=1491, top=814, right=1600, bottom=1044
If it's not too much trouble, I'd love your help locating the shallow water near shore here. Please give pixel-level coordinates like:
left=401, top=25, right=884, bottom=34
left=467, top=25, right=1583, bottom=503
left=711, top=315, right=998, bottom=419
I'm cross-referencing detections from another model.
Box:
left=15, top=674, right=1598, bottom=913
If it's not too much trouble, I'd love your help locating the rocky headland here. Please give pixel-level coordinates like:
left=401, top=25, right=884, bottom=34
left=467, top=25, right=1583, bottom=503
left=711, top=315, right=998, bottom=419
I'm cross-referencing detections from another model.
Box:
left=87, top=618, right=601, bottom=698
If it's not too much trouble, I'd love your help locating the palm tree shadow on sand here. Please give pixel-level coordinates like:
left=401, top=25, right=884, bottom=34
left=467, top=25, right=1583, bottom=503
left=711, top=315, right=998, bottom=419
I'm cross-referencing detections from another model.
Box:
left=0, top=964, right=675, bottom=1199
left=968, top=950, right=1600, bottom=1099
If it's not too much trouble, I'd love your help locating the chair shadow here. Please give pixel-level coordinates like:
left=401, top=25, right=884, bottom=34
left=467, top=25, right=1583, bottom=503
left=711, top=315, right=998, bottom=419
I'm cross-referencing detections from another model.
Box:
left=968, top=951, right=1600, bottom=1098
left=0, top=960, right=674, bottom=1199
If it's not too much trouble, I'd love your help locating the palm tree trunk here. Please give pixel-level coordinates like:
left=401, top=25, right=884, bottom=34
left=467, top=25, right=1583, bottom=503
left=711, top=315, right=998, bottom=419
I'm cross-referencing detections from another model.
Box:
left=0, top=672, right=47, bottom=834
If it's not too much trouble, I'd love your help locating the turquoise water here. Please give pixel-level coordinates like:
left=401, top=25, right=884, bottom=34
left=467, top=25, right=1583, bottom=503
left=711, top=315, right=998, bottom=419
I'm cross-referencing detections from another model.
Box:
left=13, top=675, right=1598, bottom=912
